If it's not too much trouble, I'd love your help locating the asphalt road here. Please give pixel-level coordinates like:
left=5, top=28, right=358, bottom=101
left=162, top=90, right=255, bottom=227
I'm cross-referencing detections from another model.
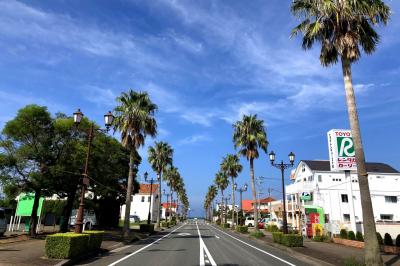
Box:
left=80, top=220, right=309, bottom=266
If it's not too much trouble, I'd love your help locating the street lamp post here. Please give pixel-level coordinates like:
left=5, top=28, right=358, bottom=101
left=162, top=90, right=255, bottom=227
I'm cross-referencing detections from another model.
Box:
left=268, top=151, right=295, bottom=234
left=235, top=183, right=247, bottom=226
left=73, top=109, right=114, bottom=234
left=144, top=172, right=157, bottom=225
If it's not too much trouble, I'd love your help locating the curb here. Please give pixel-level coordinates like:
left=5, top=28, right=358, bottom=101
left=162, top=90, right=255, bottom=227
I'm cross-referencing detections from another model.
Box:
left=216, top=225, right=334, bottom=266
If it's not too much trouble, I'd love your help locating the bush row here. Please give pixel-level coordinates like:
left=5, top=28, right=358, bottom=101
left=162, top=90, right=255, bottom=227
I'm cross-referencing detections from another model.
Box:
left=45, top=231, right=104, bottom=259
left=265, top=225, right=279, bottom=232
left=161, top=221, right=170, bottom=228
left=236, top=225, right=248, bottom=233
left=250, top=231, right=265, bottom=239
left=340, top=229, right=400, bottom=247
left=272, top=232, right=303, bottom=247
left=222, top=223, right=230, bottom=229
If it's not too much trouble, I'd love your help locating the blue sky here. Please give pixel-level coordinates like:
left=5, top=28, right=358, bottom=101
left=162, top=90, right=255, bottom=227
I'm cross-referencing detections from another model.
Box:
left=1, top=0, right=400, bottom=217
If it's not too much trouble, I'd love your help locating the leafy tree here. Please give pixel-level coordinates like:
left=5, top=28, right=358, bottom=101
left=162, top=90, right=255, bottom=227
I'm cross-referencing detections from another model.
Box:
left=113, top=90, right=157, bottom=238
left=291, top=1, right=390, bottom=264
left=148, top=142, right=173, bottom=227
left=221, top=154, right=242, bottom=227
left=0, top=105, right=60, bottom=236
left=233, top=114, right=268, bottom=231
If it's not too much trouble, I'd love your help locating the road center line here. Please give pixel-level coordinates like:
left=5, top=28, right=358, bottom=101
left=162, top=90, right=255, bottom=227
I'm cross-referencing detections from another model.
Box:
left=109, top=224, right=186, bottom=266
left=211, top=225, right=296, bottom=266
left=196, top=222, right=217, bottom=266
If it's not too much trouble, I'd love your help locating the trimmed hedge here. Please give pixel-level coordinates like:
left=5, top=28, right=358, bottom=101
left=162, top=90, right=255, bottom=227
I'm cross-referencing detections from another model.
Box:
left=236, top=225, right=248, bottom=233
left=281, top=234, right=303, bottom=247
left=222, top=223, right=230, bottom=228
left=272, top=232, right=303, bottom=247
left=313, top=235, right=327, bottom=242
left=272, top=232, right=283, bottom=244
left=45, top=233, right=89, bottom=259
left=140, top=224, right=155, bottom=233
left=340, top=229, right=348, bottom=239
left=356, top=232, right=364, bottom=242
left=161, top=221, right=170, bottom=228
left=84, top=231, right=104, bottom=251
left=376, top=232, right=383, bottom=245
left=266, top=225, right=279, bottom=232
left=348, top=231, right=356, bottom=240
left=384, top=233, right=393, bottom=246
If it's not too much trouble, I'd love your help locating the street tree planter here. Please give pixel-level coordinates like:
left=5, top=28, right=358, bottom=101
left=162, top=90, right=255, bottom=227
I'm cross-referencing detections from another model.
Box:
left=333, top=237, right=400, bottom=254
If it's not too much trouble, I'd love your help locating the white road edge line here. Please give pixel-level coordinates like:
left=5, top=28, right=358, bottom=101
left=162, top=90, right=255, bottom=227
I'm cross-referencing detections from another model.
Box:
left=211, top=225, right=296, bottom=266
left=196, top=222, right=217, bottom=266
left=108, top=224, right=185, bottom=266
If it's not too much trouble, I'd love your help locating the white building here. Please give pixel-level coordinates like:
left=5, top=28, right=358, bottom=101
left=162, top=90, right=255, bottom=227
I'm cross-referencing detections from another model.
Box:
left=286, top=160, right=400, bottom=236
left=120, top=184, right=159, bottom=222
left=161, top=202, right=177, bottom=220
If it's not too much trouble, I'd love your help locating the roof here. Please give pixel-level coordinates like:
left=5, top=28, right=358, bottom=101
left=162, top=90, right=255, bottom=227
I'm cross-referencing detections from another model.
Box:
left=162, top=202, right=177, bottom=208
left=241, top=200, right=253, bottom=212
left=252, top=197, right=275, bottom=204
left=302, top=160, right=399, bottom=173
left=139, top=184, right=159, bottom=194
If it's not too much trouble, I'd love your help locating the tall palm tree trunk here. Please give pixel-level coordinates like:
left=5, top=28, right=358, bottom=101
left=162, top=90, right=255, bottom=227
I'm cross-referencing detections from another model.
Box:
left=231, top=177, right=235, bottom=228
left=342, top=58, right=382, bottom=266
left=157, top=173, right=161, bottom=229
left=169, top=187, right=173, bottom=223
left=250, top=158, right=258, bottom=231
left=220, top=190, right=224, bottom=223
left=123, top=150, right=136, bottom=238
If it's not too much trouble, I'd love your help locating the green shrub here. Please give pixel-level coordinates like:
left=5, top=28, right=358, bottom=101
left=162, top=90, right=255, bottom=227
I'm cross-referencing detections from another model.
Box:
left=396, top=234, right=400, bottom=247
left=356, top=232, right=364, bottom=242
left=376, top=232, right=383, bottom=245
left=236, top=225, right=248, bottom=233
left=313, top=235, right=327, bottom=242
left=281, top=234, right=303, bottom=247
left=222, top=223, right=230, bottom=228
left=216, top=219, right=221, bottom=225
left=140, top=224, right=155, bottom=233
left=266, top=225, right=279, bottom=232
left=169, top=220, right=176, bottom=226
left=340, top=229, right=348, bottom=239
left=250, top=231, right=265, bottom=239
left=161, top=221, right=169, bottom=228
left=272, top=232, right=283, bottom=244
left=348, top=231, right=356, bottom=240
left=384, top=233, right=393, bottom=246
left=83, top=231, right=104, bottom=251
left=45, top=233, right=89, bottom=259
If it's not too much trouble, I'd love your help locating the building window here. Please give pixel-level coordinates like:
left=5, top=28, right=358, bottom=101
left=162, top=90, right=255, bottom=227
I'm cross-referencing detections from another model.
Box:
left=385, top=196, right=397, bottom=203
left=318, top=175, right=322, bottom=182
left=148, top=196, right=151, bottom=202
left=341, top=194, right=349, bottom=203
left=141, top=196, right=145, bottom=202
left=307, top=176, right=314, bottom=182
left=343, top=214, right=350, bottom=222
left=325, top=214, right=330, bottom=223
left=303, top=178, right=306, bottom=182
left=302, top=164, right=305, bottom=172
left=380, top=214, right=393, bottom=220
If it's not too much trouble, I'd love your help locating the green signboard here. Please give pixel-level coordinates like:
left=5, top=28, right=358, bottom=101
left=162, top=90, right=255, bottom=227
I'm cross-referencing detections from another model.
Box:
left=16, top=193, right=44, bottom=216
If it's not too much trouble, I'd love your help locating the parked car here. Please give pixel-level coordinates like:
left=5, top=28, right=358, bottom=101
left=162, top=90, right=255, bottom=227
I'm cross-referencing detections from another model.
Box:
left=0, top=208, right=6, bottom=237
left=245, top=216, right=255, bottom=227
left=258, top=218, right=269, bottom=229
left=69, top=209, right=97, bottom=230
left=129, top=215, right=140, bottom=223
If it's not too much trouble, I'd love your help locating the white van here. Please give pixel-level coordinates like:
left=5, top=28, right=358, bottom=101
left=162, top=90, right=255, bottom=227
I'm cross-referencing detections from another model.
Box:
left=245, top=217, right=255, bottom=227
left=69, top=209, right=97, bottom=230
left=0, top=208, right=6, bottom=237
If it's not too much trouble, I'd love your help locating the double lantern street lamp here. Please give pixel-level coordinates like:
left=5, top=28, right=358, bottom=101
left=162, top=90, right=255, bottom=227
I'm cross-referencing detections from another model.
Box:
left=72, top=109, right=114, bottom=233
left=268, top=151, right=295, bottom=234
left=234, top=183, right=248, bottom=212
left=144, top=172, right=157, bottom=225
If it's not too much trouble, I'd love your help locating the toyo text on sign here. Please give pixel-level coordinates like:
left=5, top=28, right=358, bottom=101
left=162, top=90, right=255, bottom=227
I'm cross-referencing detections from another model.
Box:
left=327, top=129, right=357, bottom=171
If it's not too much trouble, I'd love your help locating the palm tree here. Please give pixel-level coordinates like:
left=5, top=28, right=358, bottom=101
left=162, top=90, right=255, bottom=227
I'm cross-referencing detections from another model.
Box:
left=205, top=185, right=218, bottom=222
left=291, top=1, right=390, bottom=264
left=148, top=142, right=173, bottom=228
left=114, top=90, right=157, bottom=238
left=214, top=171, right=229, bottom=223
left=233, top=114, right=268, bottom=231
left=164, top=166, right=180, bottom=223
left=221, top=154, right=243, bottom=228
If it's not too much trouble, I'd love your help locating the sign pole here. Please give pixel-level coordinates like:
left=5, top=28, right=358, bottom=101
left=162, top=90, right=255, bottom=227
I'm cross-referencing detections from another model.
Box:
left=345, top=170, right=357, bottom=233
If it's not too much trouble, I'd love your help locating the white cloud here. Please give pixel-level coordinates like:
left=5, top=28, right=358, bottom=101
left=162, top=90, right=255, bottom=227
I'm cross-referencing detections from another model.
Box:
left=81, top=86, right=117, bottom=107
left=178, top=134, right=212, bottom=145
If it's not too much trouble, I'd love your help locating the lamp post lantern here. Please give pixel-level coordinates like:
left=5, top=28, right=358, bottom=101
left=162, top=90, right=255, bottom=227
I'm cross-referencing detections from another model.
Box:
left=268, top=150, right=295, bottom=234
left=73, top=108, right=114, bottom=234
left=144, top=172, right=157, bottom=225
left=235, top=183, right=248, bottom=211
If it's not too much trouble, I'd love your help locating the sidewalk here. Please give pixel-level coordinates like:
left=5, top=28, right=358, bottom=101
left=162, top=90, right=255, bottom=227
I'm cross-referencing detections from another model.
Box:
left=245, top=229, right=400, bottom=266
left=0, top=229, right=151, bottom=266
